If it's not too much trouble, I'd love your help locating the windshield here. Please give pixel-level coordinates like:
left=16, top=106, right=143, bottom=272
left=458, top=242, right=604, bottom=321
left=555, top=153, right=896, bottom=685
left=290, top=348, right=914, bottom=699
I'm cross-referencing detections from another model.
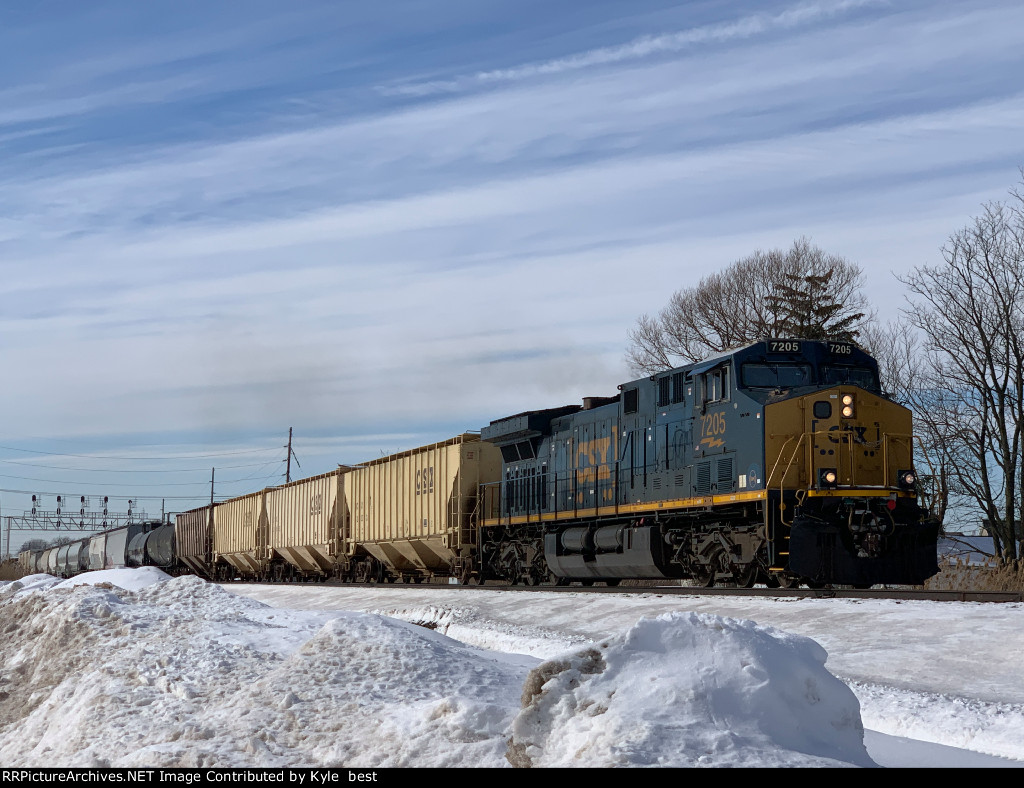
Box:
left=740, top=363, right=814, bottom=389
left=822, top=365, right=879, bottom=390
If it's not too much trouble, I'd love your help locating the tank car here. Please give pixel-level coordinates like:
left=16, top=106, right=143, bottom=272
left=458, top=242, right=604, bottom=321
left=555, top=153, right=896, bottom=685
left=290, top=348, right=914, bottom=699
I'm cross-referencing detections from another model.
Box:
left=477, top=338, right=940, bottom=588
left=127, top=522, right=176, bottom=571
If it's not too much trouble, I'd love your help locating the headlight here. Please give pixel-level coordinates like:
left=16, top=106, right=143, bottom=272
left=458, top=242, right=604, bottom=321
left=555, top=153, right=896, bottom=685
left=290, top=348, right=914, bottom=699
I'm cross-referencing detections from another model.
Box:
left=818, top=468, right=838, bottom=488
left=841, top=395, right=854, bottom=418
left=898, top=469, right=916, bottom=489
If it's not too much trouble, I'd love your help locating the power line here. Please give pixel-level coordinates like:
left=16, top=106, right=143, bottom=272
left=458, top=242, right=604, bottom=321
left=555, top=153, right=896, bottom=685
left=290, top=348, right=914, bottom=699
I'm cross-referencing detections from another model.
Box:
left=0, top=444, right=285, bottom=460
left=0, top=472, right=261, bottom=488
left=0, top=458, right=282, bottom=473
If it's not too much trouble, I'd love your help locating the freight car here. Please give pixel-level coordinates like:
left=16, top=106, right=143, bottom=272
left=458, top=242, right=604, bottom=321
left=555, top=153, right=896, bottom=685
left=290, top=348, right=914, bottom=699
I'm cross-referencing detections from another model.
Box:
left=476, top=338, right=940, bottom=588
left=173, top=435, right=500, bottom=584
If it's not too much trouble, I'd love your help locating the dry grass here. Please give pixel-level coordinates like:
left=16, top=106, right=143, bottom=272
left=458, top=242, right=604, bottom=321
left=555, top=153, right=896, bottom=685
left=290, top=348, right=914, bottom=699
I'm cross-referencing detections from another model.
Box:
left=0, top=560, right=26, bottom=581
left=925, top=558, right=1024, bottom=593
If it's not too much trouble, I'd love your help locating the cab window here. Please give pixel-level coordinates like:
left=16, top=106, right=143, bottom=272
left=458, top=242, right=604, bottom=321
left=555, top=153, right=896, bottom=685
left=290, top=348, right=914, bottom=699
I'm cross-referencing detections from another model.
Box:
left=821, top=365, right=879, bottom=390
left=741, top=363, right=813, bottom=389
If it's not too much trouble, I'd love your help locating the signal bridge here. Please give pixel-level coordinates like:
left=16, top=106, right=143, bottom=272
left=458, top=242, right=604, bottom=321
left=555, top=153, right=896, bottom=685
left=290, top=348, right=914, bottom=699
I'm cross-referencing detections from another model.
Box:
left=2, top=497, right=151, bottom=559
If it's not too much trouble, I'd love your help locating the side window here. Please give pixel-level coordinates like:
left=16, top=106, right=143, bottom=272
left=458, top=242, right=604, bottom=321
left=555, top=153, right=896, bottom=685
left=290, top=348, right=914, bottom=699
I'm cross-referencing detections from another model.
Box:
left=703, top=366, right=731, bottom=404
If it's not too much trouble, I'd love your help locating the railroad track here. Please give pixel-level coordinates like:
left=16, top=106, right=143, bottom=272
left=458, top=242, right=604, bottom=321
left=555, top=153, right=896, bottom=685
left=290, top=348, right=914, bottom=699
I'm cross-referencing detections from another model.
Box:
left=231, top=578, right=1024, bottom=604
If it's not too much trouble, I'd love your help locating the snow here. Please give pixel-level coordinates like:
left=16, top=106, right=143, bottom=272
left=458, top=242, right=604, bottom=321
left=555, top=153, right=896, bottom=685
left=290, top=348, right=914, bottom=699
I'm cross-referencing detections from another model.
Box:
left=1, top=571, right=1022, bottom=768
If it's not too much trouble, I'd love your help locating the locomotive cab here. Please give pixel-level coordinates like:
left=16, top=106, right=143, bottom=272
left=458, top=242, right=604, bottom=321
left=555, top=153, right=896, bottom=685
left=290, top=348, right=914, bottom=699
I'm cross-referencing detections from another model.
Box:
left=755, top=349, right=938, bottom=586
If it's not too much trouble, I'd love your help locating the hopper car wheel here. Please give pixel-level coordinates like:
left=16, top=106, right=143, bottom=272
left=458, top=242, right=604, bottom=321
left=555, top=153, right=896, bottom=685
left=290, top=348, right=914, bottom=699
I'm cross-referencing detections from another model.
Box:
left=605, top=579, right=621, bottom=587
left=402, top=575, right=412, bottom=584
left=580, top=579, right=595, bottom=587
left=414, top=575, right=425, bottom=584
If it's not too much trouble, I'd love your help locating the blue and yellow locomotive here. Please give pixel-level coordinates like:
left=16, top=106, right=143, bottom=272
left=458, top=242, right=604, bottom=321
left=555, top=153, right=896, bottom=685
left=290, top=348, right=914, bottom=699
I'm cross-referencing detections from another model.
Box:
left=478, top=338, right=939, bottom=588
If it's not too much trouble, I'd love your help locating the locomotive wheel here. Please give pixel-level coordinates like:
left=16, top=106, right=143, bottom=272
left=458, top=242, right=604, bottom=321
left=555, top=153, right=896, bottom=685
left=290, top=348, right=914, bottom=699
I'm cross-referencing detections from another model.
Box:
left=733, top=565, right=757, bottom=589
left=775, top=574, right=800, bottom=589
left=693, top=566, right=716, bottom=588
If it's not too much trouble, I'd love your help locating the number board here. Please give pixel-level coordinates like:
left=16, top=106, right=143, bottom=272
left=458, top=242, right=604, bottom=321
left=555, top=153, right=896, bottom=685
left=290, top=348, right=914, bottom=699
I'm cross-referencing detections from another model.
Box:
left=766, top=340, right=801, bottom=354
left=828, top=342, right=853, bottom=356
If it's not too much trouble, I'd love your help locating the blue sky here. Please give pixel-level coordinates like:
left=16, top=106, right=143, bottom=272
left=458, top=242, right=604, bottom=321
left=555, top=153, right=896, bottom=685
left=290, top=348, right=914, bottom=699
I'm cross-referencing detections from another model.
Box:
left=1, top=0, right=1022, bottom=547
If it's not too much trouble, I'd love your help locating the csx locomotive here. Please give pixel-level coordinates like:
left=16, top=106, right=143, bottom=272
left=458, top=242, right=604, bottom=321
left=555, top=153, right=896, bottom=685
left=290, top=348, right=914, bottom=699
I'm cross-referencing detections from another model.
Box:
left=20, top=338, right=939, bottom=589
left=477, top=338, right=939, bottom=588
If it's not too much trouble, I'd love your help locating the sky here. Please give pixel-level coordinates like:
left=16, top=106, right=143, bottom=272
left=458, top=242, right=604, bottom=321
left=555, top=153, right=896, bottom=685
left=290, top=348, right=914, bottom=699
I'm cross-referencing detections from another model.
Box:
left=2, top=0, right=1023, bottom=550
left=3, top=569, right=1024, bottom=768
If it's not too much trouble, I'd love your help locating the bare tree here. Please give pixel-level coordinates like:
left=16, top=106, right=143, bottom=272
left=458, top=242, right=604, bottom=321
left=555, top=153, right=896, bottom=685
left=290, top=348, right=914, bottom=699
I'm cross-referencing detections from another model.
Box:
left=861, top=321, right=960, bottom=529
left=898, top=178, right=1024, bottom=564
left=627, top=237, right=873, bottom=373
left=48, top=536, right=74, bottom=548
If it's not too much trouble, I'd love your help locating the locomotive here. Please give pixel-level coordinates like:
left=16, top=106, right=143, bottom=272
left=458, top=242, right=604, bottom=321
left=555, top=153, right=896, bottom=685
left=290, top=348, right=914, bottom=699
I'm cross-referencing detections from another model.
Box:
left=19, top=338, right=940, bottom=589
left=476, top=338, right=940, bottom=588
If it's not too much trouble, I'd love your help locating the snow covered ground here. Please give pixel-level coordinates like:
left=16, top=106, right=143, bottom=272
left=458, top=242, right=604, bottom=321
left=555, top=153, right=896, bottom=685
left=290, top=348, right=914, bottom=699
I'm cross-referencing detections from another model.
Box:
left=1, top=569, right=1022, bottom=768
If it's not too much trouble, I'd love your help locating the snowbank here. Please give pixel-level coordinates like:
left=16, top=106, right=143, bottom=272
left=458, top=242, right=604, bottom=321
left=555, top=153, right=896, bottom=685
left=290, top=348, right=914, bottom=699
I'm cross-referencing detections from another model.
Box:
left=0, top=570, right=877, bottom=767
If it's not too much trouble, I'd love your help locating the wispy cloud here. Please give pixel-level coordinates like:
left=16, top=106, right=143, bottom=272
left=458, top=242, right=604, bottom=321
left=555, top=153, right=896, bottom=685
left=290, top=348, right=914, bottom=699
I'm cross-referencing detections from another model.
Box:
left=379, top=0, right=887, bottom=97
left=0, top=0, right=1021, bottom=521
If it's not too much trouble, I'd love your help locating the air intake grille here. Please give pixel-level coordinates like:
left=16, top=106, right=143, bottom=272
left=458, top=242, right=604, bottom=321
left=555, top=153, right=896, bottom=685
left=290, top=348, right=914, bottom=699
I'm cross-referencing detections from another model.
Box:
left=695, top=463, right=711, bottom=495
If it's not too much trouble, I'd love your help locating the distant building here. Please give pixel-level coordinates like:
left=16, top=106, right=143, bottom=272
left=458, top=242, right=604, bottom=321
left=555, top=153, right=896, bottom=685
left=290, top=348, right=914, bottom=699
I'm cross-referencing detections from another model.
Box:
left=937, top=534, right=997, bottom=567
left=980, top=519, right=1023, bottom=537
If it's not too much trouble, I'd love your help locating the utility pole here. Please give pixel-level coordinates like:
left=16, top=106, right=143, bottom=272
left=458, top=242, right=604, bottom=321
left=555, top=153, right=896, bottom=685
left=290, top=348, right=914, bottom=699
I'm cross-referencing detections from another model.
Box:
left=285, top=428, right=300, bottom=483
left=208, top=468, right=215, bottom=578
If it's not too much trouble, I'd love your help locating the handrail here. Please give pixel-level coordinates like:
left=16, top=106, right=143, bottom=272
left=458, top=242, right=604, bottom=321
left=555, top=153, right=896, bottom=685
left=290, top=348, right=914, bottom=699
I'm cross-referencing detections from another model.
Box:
left=765, top=434, right=799, bottom=489
left=775, top=432, right=808, bottom=526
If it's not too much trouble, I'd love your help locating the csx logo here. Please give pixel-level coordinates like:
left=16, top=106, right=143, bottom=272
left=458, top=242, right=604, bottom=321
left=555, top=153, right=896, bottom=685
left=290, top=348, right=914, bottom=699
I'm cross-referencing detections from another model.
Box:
left=576, top=436, right=615, bottom=503
left=310, top=493, right=323, bottom=516
left=416, top=467, right=435, bottom=495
